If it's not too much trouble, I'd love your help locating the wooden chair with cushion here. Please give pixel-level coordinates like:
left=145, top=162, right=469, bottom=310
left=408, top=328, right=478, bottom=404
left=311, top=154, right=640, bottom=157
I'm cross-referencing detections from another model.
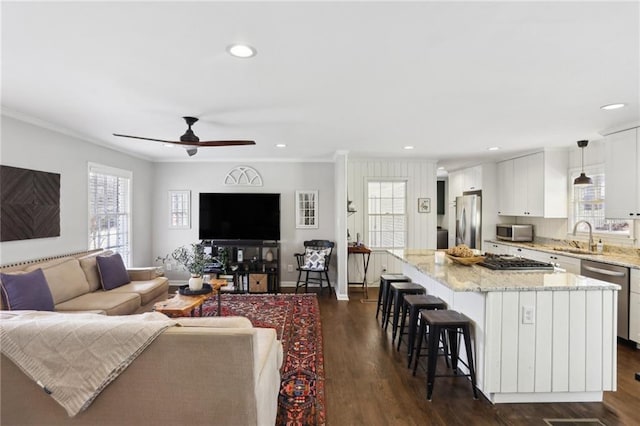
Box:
left=294, top=240, right=335, bottom=295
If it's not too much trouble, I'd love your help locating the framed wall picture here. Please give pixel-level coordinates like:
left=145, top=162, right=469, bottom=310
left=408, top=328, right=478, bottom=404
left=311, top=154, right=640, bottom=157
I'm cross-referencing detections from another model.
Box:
left=418, top=197, right=431, bottom=213
left=169, top=190, right=191, bottom=229
left=296, top=190, right=319, bottom=229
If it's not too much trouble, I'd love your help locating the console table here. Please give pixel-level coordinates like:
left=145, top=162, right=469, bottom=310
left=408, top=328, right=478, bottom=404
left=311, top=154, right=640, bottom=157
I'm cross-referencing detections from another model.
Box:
left=348, top=244, right=372, bottom=299
left=203, top=240, right=280, bottom=293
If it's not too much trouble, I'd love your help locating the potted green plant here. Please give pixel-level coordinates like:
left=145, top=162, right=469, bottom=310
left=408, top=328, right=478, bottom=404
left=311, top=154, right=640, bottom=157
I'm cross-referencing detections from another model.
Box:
left=169, top=243, right=212, bottom=290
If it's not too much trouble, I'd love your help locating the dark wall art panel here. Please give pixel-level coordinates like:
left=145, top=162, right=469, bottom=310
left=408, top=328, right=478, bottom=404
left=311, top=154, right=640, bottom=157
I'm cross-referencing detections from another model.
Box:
left=0, top=165, right=60, bottom=242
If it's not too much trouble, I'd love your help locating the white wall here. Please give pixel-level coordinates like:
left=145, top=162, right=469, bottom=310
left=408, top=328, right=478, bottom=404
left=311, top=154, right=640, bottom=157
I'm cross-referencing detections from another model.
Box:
left=347, top=158, right=438, bottom=282
left=151, top=161, right=335, bottom=284
left=0, top=115, right=156, bottom=265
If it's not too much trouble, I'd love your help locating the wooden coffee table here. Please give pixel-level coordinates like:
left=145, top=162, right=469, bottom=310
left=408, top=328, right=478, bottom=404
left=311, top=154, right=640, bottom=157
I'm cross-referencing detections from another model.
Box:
left=154, top=293, right=210, bottom=317
left=154, top=279, right=228, bottom=317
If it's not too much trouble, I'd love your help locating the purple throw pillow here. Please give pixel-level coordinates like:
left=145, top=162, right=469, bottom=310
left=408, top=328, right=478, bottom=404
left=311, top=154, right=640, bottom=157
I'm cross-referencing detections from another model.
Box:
left=0, top=269, right=55, bottom=311
left=96, top=253, right=131, bottom=290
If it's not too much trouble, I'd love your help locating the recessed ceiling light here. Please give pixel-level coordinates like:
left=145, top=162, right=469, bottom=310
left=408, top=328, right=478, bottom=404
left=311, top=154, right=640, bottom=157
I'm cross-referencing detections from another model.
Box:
left=227, top=44, right=256, bottom=58
left=275, top=143, right=287, bottom=148
left=163, top=143, right=175, bottom=148
left=600, top=103, right=625, bottom=110
left=488, top=146, right=500, bottom=151
left=403, top=145, right=414, bottom=150
left=437, top=166, right=445, bottom=170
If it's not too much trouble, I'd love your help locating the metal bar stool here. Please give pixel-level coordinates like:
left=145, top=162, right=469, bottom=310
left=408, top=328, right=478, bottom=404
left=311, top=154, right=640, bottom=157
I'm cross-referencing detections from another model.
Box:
left=395, top=294, right=447, bottom=367
left=377, top=274, right=411, bottom=324
left=413, top=310, right=478, bottom=401
left=385, top=282, right=425, bottom=333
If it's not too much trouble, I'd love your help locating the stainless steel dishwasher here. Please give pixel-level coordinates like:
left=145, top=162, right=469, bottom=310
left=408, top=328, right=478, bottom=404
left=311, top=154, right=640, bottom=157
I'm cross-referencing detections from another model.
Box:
left=581, top=259, right=630, bottom=339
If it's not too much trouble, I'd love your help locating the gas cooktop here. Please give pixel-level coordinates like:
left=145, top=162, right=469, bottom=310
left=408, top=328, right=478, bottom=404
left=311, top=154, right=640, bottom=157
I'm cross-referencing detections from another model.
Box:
left=478, top=254, right=555, bottom=271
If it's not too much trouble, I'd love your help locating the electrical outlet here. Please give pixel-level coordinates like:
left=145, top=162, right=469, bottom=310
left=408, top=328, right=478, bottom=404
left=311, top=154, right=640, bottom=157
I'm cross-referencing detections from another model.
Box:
left=381, top=264, right=387, bottom=273
left=287, top=264, right=294, bottom=272
left=522, top=306, right=535, bottom=324
left=166, top=263, right=172, bottom=271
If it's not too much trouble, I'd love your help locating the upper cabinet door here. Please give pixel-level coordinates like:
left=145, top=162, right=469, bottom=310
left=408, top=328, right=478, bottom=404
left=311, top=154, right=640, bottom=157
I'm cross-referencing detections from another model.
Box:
left=463, top=165, right=482, bottom=191
left=513, top=156, right=529, bottom=215
left=525, top=152, right=545, bottom=217
left=605, top=128, right=639, bottom=219
left=497, top=160, right=515, bottom=215
left=497, top=150, right=567, bottom=218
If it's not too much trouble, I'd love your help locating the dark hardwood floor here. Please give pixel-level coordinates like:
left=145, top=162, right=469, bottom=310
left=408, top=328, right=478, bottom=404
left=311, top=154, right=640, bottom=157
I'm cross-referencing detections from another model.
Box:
left=310, top=287, right=640, bottom=426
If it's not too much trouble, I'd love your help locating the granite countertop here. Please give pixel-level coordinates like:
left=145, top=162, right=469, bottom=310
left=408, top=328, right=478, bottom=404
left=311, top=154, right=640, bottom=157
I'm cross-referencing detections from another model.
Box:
left=486, top=240, right=640, bottom=270
left=388, top=249, right=621, bottom=293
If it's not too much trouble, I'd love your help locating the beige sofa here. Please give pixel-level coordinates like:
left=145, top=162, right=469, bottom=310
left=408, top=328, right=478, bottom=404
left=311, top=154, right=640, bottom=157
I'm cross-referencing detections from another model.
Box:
left=0, top=250, right=168, bottom=315
left=1, top=315, right=284, bottom=426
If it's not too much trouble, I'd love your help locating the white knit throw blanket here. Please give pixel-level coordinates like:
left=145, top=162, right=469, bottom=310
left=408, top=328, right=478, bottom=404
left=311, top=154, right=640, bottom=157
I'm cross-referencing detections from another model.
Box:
left=0, top=311, right=176, bottom=416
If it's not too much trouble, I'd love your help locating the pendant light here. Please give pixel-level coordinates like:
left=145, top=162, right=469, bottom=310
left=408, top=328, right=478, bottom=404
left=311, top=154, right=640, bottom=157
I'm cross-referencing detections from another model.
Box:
left=574, top=140, right=593, bottom=186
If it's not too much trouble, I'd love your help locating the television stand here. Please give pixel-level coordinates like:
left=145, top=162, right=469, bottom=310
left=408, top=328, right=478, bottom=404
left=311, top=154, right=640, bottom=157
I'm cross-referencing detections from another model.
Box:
left=202, top=240, right=280, bottom=293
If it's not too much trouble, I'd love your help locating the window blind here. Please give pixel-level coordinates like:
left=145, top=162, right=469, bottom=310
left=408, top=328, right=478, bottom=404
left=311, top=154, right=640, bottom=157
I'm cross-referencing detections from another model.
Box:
left=88, top=163, right=132, bottom=265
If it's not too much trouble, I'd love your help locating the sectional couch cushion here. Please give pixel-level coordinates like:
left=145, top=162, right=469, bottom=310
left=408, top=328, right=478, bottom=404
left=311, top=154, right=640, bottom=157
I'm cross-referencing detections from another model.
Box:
left=26, top=258, right=90, bottom=304
left=96, top=253, right=131, bottom=290
left=0, top=269, right=55, bottom=311
left=54, top=291, right=141, bottom=316
left=110, top=278, right=169, bottom=305
left=79, top=250, right=113, bottom=292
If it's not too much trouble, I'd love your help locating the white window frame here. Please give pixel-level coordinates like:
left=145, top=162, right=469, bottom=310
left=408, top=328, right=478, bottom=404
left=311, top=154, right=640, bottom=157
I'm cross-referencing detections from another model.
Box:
left=366, top=179, right=407, bottom=249
left=567, top=164, right=633, bottom=241
left=295, top=190, right=319, bottom=229
left=168, top=190, right=191, bottom=229
left=88, top=163, right=132, bottom=265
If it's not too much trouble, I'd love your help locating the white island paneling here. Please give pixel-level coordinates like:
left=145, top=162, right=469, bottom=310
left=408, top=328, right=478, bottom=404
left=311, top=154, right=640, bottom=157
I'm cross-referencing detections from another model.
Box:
left=394, top=249, right=618, bottom=404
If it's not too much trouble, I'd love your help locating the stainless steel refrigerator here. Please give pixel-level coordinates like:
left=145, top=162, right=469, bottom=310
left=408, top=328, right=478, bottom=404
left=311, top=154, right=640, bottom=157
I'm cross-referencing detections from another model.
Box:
left=455, top=191, right=482, bottom=249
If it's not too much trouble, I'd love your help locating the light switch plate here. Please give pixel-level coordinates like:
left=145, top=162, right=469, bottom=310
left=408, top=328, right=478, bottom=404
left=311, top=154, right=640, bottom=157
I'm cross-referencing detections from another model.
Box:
left=522, top=306, right=535, bottom=324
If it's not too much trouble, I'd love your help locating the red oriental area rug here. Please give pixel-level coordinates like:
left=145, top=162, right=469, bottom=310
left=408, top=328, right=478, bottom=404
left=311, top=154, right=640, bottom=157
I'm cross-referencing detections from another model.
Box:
left=200, top=293, right=325, bottom=426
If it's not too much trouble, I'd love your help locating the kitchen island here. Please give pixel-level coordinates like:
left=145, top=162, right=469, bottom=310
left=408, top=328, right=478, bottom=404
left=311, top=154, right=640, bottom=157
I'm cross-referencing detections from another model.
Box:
left=389, top=249, right=620, bottom=404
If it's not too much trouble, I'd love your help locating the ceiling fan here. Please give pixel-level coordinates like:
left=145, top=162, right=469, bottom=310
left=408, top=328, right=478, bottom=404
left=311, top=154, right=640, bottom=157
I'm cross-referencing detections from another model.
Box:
left=113, top=116, right=256, bottom=156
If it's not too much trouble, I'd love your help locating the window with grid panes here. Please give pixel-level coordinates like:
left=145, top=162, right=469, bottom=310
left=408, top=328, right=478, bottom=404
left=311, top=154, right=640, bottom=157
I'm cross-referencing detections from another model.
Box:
left=367, top=181, right=407, bottom=248
left=169, top=190, right=191, bottom=229
left=569, top=167, right=631, bottom=237
left=88, top=163, right=132, bottom=265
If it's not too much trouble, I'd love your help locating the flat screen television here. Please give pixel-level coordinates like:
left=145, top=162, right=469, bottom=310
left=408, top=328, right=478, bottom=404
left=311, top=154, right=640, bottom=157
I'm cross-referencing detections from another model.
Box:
left=199, top=193, right=280, bottom=241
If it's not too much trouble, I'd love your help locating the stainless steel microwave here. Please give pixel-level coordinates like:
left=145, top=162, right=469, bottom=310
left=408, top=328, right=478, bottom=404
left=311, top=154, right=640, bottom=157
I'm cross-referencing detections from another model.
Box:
left=496, top=224, right=533, bottom=242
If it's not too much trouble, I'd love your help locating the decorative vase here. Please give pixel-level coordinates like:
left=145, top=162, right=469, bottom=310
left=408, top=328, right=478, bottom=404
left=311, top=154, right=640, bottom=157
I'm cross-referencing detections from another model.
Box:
left=189, top=274, right=203, bottom=291
left=265, top=249, right=274, bottom=262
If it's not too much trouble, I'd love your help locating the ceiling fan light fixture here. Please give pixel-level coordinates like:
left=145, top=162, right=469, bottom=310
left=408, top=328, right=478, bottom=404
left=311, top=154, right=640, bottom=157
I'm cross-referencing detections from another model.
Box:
left=574, top=140, right=593, bottom=186
left=600, top=103, right=625, bottom=110
left=227, top=44, right=256, bottom=58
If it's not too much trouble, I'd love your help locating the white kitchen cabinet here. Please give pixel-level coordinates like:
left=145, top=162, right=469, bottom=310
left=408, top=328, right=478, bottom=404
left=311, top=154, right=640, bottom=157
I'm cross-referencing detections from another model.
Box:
left=463, top=165, right=482, bottom=191
left=605, top=128, right=640, bottom=219
left=630, top=269, right=640, bottom=345
left=485, top=242, right=514, bottom=255
left=450, top=166, right=482, bottom=195
left=497, top=150, right=568, bottom=218
left=497, top=160, right=515, bottom=215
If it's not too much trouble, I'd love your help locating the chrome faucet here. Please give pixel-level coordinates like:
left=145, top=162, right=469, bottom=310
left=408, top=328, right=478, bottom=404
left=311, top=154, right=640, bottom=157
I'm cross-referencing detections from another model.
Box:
left=572, top=220, right=595, bottom=252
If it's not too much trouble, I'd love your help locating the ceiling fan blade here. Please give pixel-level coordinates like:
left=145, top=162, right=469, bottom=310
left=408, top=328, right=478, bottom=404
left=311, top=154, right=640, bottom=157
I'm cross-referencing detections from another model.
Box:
left=113, top=134, right=255, bottom=147
left=113, top=133, right=177, bottom=144
left=195, top=140, right=256, bottom=147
